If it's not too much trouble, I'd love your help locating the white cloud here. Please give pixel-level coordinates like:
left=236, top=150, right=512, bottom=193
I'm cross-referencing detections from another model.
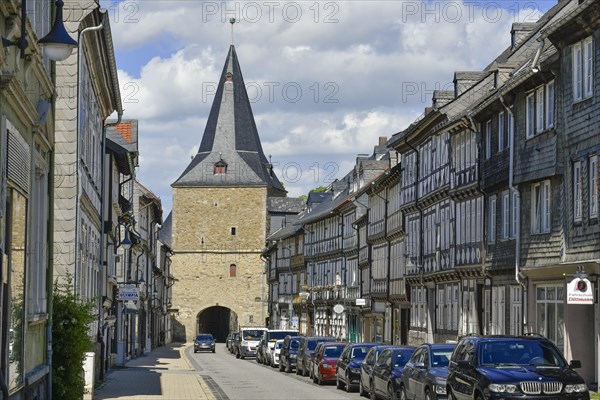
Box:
left=103, top=0, right=553, bottom=214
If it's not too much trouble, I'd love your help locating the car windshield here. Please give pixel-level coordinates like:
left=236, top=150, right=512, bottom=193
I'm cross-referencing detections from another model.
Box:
left=393, top=349, right=415, bottom=368
left=242, top=330, right=264, bottom=340
left=323, top=345, right=344, bottom=358
left=275, top=342, right=283, bottom=349
left=270, top=331, right=297, bottom=340
left=308, top=340, right=318, bottom=350
left=290, top=339, right=300, bottom=349
left=431, top=349, right=453, bottom=367
left=480, top=340, right=566, bottom=367
left=351, top=346, right=371, bottom=360
left=196, top=335, right=213, bottom=341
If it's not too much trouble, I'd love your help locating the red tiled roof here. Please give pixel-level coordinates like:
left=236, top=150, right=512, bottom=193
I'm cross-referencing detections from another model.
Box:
left=114, top=122, right=132, bottom=143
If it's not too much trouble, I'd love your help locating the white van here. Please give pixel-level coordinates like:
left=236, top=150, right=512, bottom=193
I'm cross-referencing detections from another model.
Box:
left=236, top=327, right=268, bottom=359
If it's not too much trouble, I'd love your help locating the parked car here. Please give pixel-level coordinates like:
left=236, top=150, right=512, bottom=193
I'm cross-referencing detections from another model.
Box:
left=308, top=342, right=328, bottom=380
left=235, top=327, right=268, bottom=359
left=370, top=346, right=416, bottom=400
left=270, top=339, right=284, bottom=368
left=194, top=333, right=216, bottom=353
left=446, top=334, right=589, bottom=400
left=359, top=345, right=395, bottom=397
left=279, top=335, right=303, bottom=373
left=297, top=336, right=337, bottom=376
left=336, top=343, right=378, bottom=392
left=228, top=332, right=239, bottom=353
left=398, top=343, right=456, bottom=400
left=311, top=342, right=347, bottom=385
left=258, top=329, right=298, bottom=365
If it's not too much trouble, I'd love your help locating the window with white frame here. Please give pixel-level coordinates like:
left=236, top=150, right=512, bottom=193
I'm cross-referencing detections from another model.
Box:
left=572, top=36, right=593, bottom=101
left=532, top=180, right=551, bottom=233
left=30, top=155, right=49, bottom=316
left=485, top=120, right=492, bottom=159
left=491, top=286, right=505, bottom=334
left=436, top=283, right=459, bottom=331
left=498, top=111, right=505, bottom=151
left=509, top=286, right=522, bottom=336
left=590, top=155, right=598, bottom=219
left=526, top=81, right=554, bottom=138
left=507, top=109, right=514, bottom=148
left=536, top=285, right=564, bottom=349
left=501, top=191, right=510, bottom=239
left=574, top=161, right=582, bottom=223
left=411, top=286, right=427, bottom=329
left=511, top=191, right=518, bottom=238
left=488, top=196, right=496, bottom=243
left=545, top=81, right=554, bottom=128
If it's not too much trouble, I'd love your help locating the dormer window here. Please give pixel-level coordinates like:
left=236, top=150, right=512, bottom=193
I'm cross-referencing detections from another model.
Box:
left=214, top=160, right=227, bottom=175
left=225, top=72, right=233, bottom=82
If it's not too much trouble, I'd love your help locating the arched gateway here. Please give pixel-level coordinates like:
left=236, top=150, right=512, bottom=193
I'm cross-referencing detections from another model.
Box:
left=197, top=306, right=238, bottom=342
left=164, top=45, right=287, bottom=343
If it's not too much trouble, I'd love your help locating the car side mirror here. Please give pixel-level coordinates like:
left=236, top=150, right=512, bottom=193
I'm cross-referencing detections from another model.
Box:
left=415, top=362, right=426, bottom=369
left=569, top=360, right=582, bottom=369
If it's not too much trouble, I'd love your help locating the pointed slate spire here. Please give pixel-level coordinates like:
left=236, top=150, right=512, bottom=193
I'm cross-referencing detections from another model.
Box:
left=172, top=45, right=285, bottom=193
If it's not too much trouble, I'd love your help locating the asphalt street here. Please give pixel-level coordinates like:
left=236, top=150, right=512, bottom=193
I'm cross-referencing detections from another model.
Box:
left=186, top=343, right=357, bottom=400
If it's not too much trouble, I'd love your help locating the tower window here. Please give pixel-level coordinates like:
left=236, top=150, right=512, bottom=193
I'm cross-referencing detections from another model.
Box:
left=225, top=72, right=233, bottom=82
left=230, top=264, right=237, bottom=277
left=214, top=161, right=227, bottom=175
left=230, top=227, right=236, bottom=235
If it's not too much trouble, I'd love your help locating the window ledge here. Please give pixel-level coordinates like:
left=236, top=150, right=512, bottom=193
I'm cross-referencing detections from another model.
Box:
left=28, top=313, right=48, bottom=325
left=572, top=95, right=593, bottom=106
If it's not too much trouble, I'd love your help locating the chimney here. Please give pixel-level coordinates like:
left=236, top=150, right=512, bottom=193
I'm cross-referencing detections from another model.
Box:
left=511, top=23, right=536, bottom=50
left=378, top=136, right=387, bottom=146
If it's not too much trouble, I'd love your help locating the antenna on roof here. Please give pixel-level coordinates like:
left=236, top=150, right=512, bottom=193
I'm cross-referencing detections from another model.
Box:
left=230, top=18, right=236, bottom=46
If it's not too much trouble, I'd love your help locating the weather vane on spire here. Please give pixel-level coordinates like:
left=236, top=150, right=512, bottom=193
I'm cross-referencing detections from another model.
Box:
left=230, top=18, right=236, bottom=46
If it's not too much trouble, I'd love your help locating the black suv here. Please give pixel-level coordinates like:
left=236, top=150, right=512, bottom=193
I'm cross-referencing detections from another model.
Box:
left=279, top=335, right=302, bottom=373
left=447, top=334, right=589, bottom=400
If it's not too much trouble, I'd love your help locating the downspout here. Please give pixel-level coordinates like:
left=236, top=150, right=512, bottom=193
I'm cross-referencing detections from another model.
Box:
left=75, top=11, right=107, bottom=297
left=98, top=114, right=122, bottom=379
left=47, top=138, right=56, bottom=400
left=371, top=184, right=391, bottom=343
left=499, top=93, right=527, bottom=330
left=466, top=114, right=489, bottom=334
left=531, top=37, right=545, bottom=74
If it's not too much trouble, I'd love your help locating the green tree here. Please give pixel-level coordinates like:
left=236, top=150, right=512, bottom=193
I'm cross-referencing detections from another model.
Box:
left=309, top=186, right=327, bottom=193
left=52, top=277, right=95, bottom=400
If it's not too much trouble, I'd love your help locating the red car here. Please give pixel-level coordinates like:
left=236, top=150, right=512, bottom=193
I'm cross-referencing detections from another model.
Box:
left=312, top=342, right=347, bottom=385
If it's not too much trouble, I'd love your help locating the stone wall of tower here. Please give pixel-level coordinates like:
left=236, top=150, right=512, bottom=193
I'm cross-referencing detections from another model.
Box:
left=170, top=186, right=268, bottom=341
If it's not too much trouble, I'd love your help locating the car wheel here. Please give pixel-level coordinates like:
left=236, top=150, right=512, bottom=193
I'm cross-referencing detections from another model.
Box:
left=317, top=373, right=323, bottom=386
left=447, top=387, right=457, bottom=400
left=296, top=365, right=302, bottom=375
left=370, top=381, right=377, bottom=400
left=475, top=392, right=484, bottom=400
left=388, top=383, right=398, bottom=400
left=399, top=387, right=407, bottom=400
left=359, top=378, right=367, bottom=397
left=345, top=372, right=353, bottom=393
left=336, top=376, right=344, bottom=390
left=236, top=351, right=240, bottom=359
left=424, top=389, right=432, bottom=400
left=212, top=349, right=215, bottom=353
left=279, top=362, right=284, bottom=372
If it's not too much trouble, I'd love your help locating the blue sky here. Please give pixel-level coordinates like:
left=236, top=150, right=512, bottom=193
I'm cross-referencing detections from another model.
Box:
left=100, top=0, right=556, bottom=215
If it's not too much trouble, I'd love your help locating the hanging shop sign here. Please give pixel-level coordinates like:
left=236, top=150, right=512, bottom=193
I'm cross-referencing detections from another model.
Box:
left=118, top=284, right=140, bottom=301
left=567, top=278, right=593, bottom=305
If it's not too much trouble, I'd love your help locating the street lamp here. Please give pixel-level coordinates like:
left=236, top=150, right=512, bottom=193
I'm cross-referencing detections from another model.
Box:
left=2, top=0, right=77, bottom=60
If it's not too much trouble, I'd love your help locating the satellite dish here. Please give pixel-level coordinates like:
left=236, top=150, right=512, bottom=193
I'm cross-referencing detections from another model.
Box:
left=333, top=304, right=344, bottom=314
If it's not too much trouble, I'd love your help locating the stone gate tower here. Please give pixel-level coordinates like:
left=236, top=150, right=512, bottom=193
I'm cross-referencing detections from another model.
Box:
left=168, top=45, right=286, bottom=342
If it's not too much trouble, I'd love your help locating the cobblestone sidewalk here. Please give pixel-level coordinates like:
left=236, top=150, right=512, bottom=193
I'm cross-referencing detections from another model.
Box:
left=94, top=343, right=216, bottom=400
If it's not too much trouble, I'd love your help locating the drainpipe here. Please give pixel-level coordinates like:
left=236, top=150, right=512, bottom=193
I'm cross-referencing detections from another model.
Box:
left=371, top=183, right=391, bottom=343
left=75, top=11, right=107, bottom=297
left=98, top=115, right=122, bottom=378
left=499, top=93, right=527, bottom=331
left=531, top=37, right=545, bottom=74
